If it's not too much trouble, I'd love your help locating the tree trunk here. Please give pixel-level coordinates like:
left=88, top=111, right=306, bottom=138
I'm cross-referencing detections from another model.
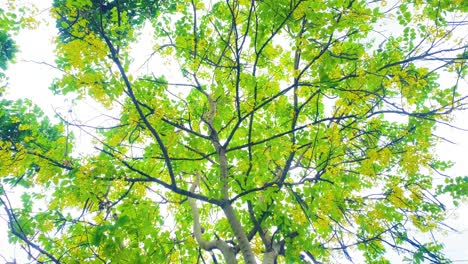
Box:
left=222, top=203, right=257, bottom=264
left=262, top=251, right=277, bottom=264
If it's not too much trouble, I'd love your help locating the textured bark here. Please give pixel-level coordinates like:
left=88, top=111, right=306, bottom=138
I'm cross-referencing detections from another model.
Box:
left=218, top=142, right=256, bottom=263
left=202, top=84, right=257, bottom=264
left=222, top=203, right=257, bottom=264
left=261, top=227, right=279, bottom=264
left=189, top=175, right=237, bottom=264
left=262, top=251, right=276, bottom=264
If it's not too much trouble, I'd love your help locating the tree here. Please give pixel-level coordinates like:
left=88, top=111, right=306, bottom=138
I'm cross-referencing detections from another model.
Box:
left=1, top=0, right=468, bottom=263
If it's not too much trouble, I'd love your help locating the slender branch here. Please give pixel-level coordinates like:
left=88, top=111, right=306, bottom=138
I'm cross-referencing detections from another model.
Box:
left=100, top=32, right=178, bottom=187
left=0, top=191, right=61, bottom=264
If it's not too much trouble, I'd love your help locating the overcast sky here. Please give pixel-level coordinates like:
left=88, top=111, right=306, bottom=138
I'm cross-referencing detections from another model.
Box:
left=1, top=1, right=467, bottom=263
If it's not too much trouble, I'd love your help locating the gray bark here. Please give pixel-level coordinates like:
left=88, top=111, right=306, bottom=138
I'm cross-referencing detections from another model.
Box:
left=189, top=175, right=237, bottom=264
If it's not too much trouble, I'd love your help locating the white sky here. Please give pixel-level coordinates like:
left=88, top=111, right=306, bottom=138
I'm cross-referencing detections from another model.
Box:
left=1, top=1, right=468, bottom=263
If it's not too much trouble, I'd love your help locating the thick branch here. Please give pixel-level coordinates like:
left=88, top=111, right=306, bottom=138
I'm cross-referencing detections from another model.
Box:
left=189, top=175, right=237, bottom=264
left=222, top=203, right=257, bottom=264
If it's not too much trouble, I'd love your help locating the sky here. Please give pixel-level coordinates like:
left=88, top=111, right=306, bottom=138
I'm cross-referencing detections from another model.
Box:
left=1, top=1, right=468, bottom=263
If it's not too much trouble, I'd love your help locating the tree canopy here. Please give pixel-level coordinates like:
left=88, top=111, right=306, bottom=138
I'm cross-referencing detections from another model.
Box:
left=1, top=0, right=468, bottom=263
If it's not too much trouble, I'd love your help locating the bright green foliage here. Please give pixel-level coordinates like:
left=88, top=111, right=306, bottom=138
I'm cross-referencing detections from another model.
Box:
left=0, top=31, right=16, bottom=70
left=0, top=1, right=38, bottom=85
left=0, top=99, right=70, bottom=181
left=1, top=0, right=468, bottom=263
left=0, top=7, right=18, bottom=79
